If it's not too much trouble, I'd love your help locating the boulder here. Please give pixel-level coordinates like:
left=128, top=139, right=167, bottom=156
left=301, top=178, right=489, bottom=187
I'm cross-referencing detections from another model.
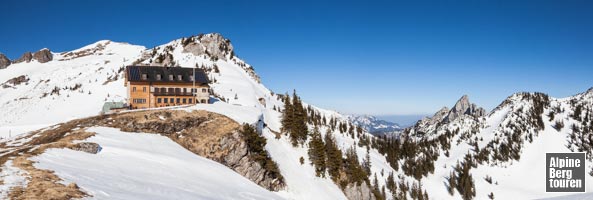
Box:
left=33, top=48, right=53, bottom=63
left=13, top=52, right=33, bottom=63
left=0, top=53, right=10, bottom=69
left=70, top=142, right=101, bottom=154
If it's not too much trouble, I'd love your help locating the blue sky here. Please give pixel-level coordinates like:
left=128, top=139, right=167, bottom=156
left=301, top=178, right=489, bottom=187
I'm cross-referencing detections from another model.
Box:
left=1, top=0, right=592, bottom=115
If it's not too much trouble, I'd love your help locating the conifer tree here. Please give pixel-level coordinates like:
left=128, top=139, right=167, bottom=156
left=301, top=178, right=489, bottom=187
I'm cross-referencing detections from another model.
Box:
left=308, top=126, right=326, bottom=177
left=324, top=131, right=343, bottom=180
left=386, top=172, right=396, bottom=194
left=291, top=90, right=309, bottom=145
left=362, top=150, right=372, bottom=175
left=345, top=147, right=368, bottom=185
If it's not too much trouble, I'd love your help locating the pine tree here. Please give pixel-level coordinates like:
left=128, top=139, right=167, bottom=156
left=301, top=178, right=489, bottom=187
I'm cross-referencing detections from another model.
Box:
left=239, top=123, right=283, bottom=180
left=308, top=126, right=326, bottom=177
left=281, top=91, right=309, bottom=146
left=362, top=149, right=372, bottom=175
left=447, top=170, right=456, bottom=195
left=386, top=172, right=396, bottom=195
left=291, top=90, right=308, bottom=145
left=345, top=147, right=367, bottom=185
left=324, top=131, right=343, bottom=180
left=454, top=159, right=476, bottom=200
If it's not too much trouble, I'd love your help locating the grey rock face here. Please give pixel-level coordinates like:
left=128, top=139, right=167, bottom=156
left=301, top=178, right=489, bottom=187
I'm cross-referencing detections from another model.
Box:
left=71, top=142, right=102, bottom=154
left=182, top=33, right=234, bottom=61
left=13, top=52, right=33, bottom=63
left=444, top=95, right=486, bottom=122
left=221, top=131, right=285, bottom=191
left=33, top=49, right=53, bottom=63
left=343, top=183, right=377, bottom=200
left=0, top=53, right=10, bottom=69
left=431, top=107, right=450, bottom=124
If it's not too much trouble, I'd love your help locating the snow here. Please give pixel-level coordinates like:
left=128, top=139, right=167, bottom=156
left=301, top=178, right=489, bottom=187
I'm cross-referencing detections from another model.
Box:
left=0, top=160, right=28, bottom=199
left=0, top=41, right=144, bottom=128
left=544, top=193, right=593, bottom=200
left=32, top=126, right=282, bottom=200
left=0, top=124, right=51, bottom=140
left=3, top=34, right=591, bottom=200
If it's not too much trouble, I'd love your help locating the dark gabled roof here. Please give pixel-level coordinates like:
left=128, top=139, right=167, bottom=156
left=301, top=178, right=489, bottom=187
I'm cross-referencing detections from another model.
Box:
left=126, top=66, right=209, bottom=84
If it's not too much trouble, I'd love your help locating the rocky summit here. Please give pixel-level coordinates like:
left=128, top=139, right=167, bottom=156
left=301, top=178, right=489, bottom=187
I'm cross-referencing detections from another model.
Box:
left=444, top=95, right=486, bottom=122
left=33, top=48, right=53, bottom=63
left=0, top=53, right=10, bottom=69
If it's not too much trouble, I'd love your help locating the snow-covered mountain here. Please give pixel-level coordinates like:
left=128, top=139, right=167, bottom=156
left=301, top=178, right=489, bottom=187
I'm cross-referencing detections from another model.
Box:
left=393, top=90, right=593, bottom=200
left=347, top=115, right=401, bottom=136
left=1, top=33, right=592, bottom=200
left=0, top=33, right=398, bottom=200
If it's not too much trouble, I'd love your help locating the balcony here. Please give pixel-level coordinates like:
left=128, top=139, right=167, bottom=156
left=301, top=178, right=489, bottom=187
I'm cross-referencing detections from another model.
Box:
left=153, top=91, right=194, bottom=96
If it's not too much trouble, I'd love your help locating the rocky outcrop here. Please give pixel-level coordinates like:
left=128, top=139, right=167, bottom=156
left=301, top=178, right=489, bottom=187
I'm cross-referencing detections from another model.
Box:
left=444, top=95, right=486, bottom=122
left=93, top=110, right=286, bottom=191
left=220, top=131, right=284, bottom=190
left=1, top=75, right=30, bottom=88
left=33, top=49, right=53, bottom=63
left=182, top=33, right=234, bottom=61
left=0, top=53, right=10, bottom=69
left=70, top=142, right=101, bottom=154
left=343, top=183, right=376, bottom=200
left=13, top=52, right=33, bottom=63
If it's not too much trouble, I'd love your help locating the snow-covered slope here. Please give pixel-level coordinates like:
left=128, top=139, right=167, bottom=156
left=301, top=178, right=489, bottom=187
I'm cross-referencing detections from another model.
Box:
left=33, top=126, right=282, bottom=200
left=0, top=40, right=144, bottom=135
left=398, top=90, right=593, bottom=199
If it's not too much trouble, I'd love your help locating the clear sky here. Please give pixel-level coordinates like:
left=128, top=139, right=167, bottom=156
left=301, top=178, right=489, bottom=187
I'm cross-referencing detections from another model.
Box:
left=1, top=0, right=592, bottom=115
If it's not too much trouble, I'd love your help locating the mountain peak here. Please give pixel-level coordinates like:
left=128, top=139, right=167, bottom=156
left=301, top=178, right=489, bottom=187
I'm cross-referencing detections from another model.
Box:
left=445, top=95, right=485, bottom=123
left=0, top=53, right=11, bottom=69
left=180, top=33, right=234, bottom=61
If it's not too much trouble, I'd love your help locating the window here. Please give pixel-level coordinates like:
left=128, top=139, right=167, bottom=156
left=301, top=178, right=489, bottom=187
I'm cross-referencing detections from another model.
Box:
left=182, top=98, right=187, bottom=104
left=175, top=88, right=181, bottom=93
left=161, top=88, right=167, bottom=93
left=189, top=99, right=193, bottom=104
left=202, top=88, right=207, bottom=93
left=156, top=74, right=161, bottom=80
left=157, top=98, right=162, bottom=103
left=201, top=99, right=206, bottom=104
left=133, top=99, right=146, bottom=104
left=143, top=87, right=146, bottom=92
left=164, top=98, right=168, bottom=103
left=168, top=88, right=174, bottom=93
left=177, top=75, right=182, bottom=80
left=176, top=98, right=180, bottom=103
left=183, top=88, right=187, bottom=93
left=169, top=74, right=174, bottom=80
left=170, top=98, right=174, bottom=103
left=141, top=74, right=147, bottom=80
left=132, top=87, right=136, bottom=92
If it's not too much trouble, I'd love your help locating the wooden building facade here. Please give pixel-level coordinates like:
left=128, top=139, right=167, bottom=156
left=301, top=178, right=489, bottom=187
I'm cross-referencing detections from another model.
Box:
left=124, top=66, right=210, bottom=109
